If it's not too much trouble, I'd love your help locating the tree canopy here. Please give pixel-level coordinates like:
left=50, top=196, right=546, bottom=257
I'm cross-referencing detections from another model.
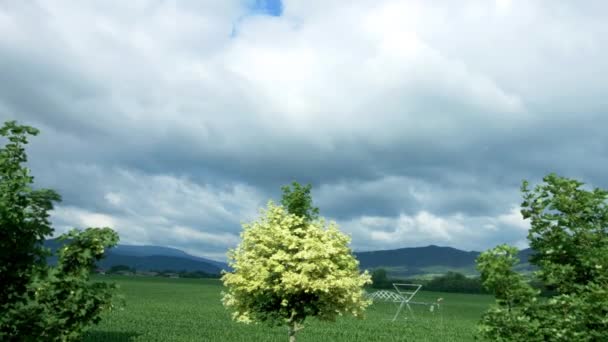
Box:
left=0, top=120, right=120, bottom=341
left=370, top=268, right=390, bottom=289
left=476, top=174, right=608, bottom=341
left=280, top=182, right=319, bottom=222
left=221, top=202, right=371, bottom=342
left=0, top=121, right=61, bottom=307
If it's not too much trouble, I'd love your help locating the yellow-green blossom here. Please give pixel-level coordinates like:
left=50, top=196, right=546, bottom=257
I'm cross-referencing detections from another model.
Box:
left=221, top=201, right=371, bottom=328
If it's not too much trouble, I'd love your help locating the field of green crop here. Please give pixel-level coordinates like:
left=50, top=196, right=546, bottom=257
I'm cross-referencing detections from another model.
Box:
left=84, top=276, right=494, bottom=342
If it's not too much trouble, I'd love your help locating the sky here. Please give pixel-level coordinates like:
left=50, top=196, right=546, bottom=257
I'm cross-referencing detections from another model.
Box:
left=1, top=0, right=607, bottom=261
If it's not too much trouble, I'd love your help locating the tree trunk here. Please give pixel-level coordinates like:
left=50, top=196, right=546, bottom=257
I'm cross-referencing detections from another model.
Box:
left=288, top=322, right=297, bottom=342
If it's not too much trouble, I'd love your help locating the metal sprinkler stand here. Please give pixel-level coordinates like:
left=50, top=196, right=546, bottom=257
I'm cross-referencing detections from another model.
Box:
left=367, top=283, right=441, bottom=321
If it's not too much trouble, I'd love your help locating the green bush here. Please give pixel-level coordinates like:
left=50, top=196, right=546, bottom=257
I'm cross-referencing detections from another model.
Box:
left=370, top=268, right=392, bottom=289
left=425, top=272, right=487, bottom=294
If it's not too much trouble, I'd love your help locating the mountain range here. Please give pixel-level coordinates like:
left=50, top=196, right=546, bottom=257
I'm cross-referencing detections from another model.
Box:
left=44, top=240, right=533, bottom=278
left=355, top=245, right=534, bottom=278
left=44, top=239, right=228, bottom=275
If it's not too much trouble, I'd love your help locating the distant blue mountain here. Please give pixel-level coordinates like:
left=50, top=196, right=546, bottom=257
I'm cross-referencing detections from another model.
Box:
left=110, top=245, right=228, bottom=270
left=354, top=245, right=534, bottom=278
left=44, top=239, right=229, bottom=274
left=44, top=239, right=532, bottom=278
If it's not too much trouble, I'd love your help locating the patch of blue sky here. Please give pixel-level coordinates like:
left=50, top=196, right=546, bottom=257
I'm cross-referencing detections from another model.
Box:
left=250, top=0, right=283, bottom=16
left=231, top=0, right=283, bottom=37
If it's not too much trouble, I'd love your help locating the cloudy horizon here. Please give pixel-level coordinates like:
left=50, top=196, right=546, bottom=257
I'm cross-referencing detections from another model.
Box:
left=2, top=0, right=607, bottom=261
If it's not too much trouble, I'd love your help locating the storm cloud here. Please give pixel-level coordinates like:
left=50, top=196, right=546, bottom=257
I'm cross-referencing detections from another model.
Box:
left=1, top=0, right=607, bottom=260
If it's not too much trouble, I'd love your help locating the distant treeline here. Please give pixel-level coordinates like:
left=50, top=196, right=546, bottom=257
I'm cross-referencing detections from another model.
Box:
left=175, top=270, right=221, bottom=279
left=369, top=269, right=553, bottom=295
left=103, top=265, right=221, bottom=279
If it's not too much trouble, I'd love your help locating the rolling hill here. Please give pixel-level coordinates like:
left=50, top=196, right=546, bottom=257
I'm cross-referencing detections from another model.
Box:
left=109, top=245, right=228, bottom=270
left=44, top=239, right=532, bottom=278
left=44, top=239, right=229, bottom=274
left=354, top=245, right=534, bottom=278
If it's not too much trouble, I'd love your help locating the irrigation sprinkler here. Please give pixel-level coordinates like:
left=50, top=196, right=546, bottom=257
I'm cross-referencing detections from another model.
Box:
left=367, top=283, right=443, bottom=322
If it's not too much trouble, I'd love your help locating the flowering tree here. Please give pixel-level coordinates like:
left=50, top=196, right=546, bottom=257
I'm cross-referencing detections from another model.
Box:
left=221, top=202, right=371, bottom=342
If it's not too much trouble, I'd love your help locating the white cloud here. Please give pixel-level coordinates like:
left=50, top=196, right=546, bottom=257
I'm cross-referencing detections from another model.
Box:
left=2, top=0, right=534, bottom=150
left=49, top=166, right=265, bottom=260
left=495, top=0, right=512, bottom=14
left=51, top=206, right=117, bottom=234
left=222, top=0, right=527, bottom=149
left=368, top=211, right=464, bottom=242
left=340, top=207, right=530, bottom=252
left=497, top=206, right=529, bottom=231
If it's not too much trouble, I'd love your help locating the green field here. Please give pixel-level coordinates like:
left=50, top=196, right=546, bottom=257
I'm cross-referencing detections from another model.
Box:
left=84, top=276, right=494, bottom=342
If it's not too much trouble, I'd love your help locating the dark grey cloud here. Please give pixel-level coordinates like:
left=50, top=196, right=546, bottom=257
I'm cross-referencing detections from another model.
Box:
left=2, top=0, right=608, bottom=259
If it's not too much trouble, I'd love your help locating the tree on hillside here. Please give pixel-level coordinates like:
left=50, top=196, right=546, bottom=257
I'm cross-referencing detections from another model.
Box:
left=476, top=174, right=608, bottom=341
left=281, top=181, right=319, bottom=222
left=0, top=120, right=120, bottom=341
left=371, top=268, right=390, bottom=289
left=221, top=202, right=371, bottom=342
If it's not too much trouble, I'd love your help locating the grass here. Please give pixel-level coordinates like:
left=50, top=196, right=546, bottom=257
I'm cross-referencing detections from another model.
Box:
left=84, top=275, right=494, bottom=341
